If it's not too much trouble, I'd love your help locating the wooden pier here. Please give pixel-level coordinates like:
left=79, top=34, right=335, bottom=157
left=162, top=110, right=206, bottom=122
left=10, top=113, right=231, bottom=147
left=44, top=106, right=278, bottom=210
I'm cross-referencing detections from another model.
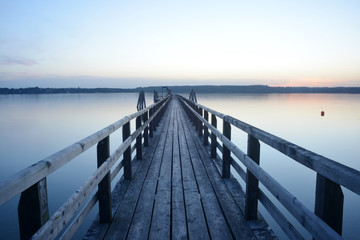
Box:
left=0, top=93, right=359, bottom=240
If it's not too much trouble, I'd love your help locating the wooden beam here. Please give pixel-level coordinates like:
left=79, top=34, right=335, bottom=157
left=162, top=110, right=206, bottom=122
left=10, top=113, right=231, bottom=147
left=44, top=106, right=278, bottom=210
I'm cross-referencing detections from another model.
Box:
left=222, top=120, right=231, bottom=178
left=18, top=178, right=49, bottom=240
left=136, top=116, right=142, bottom=160
left=97, top=136, right=112, bottom=223
left=245, top=135, right=260, bottom=220
left=315, top=174, right=344, bottom=235
left=211, top=114, right=217, bottom=158
left=123, top=121, right=132, bottom=180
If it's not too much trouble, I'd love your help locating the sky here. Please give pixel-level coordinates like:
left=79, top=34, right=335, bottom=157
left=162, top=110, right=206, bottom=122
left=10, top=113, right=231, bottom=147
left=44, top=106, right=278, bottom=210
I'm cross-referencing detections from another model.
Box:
left=1, top=0, right=360, bottom=88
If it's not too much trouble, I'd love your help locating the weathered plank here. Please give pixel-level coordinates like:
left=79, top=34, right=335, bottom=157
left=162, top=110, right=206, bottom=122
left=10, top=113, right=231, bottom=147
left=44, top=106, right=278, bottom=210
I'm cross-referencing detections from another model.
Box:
left=178, top=110, right=210, bottom=240
left=104, top=103, right=172, bottom=240
left=171, top=109, right=188, bottom=240
left=149, top=103, right=174, bottom=239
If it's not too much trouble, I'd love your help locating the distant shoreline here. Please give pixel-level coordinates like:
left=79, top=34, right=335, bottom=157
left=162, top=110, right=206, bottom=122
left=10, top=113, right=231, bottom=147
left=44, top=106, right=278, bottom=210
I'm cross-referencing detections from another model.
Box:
left=1, top=85, right=360, bottom=94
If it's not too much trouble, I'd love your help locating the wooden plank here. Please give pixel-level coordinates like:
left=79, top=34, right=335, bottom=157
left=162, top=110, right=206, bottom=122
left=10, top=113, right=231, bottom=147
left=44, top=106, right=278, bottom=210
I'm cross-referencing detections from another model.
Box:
left=178, top=108, right=210, bottom=240
left=149, top=102, right=174, bottom=239
left=171, top=108, right=188, bottom=240
left=104, top=103, right=172, bottom=240
left=179, top=107, right=257, bottom=240
left=127, top=103, right=173, bottom=239
left=18, top=178, right=49, bottom=240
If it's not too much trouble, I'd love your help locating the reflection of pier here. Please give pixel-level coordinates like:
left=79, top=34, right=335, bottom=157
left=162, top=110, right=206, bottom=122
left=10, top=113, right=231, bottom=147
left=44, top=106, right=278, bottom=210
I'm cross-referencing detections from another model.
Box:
left=0, top=91, right=359, bottom=239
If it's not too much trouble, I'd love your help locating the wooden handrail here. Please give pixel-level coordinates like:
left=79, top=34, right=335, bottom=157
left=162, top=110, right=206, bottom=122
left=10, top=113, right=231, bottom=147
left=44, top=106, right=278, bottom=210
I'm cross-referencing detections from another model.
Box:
left=0, top=95, right=171, bottom=240
left=181, top=96, right=360, bottom=196
left=178, top=95, right=348, bottom=240
left=0, top=97, right=169, bottom=206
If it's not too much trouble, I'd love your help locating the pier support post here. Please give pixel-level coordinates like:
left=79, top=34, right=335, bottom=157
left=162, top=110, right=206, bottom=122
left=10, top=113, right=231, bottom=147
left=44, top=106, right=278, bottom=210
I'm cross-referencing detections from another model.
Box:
left=211, top=114, right=217, bottom=158
left=198, top=107, right=203, bottom=137
left=143, top=111, right=149, bottom=146
left=204, top=110, right=209, bottom=145
left=123, top=121, right=132, bottom=180
left=315, top=174, right=344, bottom=235
left=222, top=120, right=231, bottom=178
left=245, top=135, right=260, bottom=220
left=97, top=136, right=112, bottom=223
left=149, top=108, right=154, bottom=138
left=18, top=178, right=49, bottom=240
left=136, top=115, right=142, bottom=160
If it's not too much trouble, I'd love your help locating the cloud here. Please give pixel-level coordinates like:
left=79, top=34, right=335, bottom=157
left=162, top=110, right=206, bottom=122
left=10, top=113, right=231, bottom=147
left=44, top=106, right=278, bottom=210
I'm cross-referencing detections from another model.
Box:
left=0, top=55, right=38, bottom=66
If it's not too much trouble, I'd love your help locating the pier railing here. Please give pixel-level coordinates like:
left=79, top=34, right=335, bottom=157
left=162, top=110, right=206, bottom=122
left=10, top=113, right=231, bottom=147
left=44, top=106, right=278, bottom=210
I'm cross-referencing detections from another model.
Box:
left=0, top=96, right=171, bottom=240
left=178, top=95, right=360, bottom=240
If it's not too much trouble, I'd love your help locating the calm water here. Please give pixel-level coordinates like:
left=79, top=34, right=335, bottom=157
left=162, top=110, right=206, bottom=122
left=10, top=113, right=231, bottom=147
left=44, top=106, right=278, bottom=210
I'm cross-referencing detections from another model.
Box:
left=0, top=93, right=359, bottom=239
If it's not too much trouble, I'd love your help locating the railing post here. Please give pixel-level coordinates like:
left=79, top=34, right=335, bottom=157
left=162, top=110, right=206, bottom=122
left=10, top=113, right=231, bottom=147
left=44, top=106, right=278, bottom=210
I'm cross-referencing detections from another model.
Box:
left=18, top=178, right=49, bottom=240
left=222, top=120, right=231, bottom=178
left=154, top=105, right=158, bottom=131
left=211, top=114, right=217, bottom=158
left=198, top=107, right=203, bottom=137
left=203, top=110, right=208, bottom=145
left=245, top=135, right=260, bottom=220
left=97, top=136, right=112, bottom=223
left=143, top=111, right=149, bottom=146
left=149, top=108, right=154, bottom=138
left=136, top=115, right=142, bottom=160
left=314, top=174, right=344, bottom=235
left=123, top=121, right=132, bottom=180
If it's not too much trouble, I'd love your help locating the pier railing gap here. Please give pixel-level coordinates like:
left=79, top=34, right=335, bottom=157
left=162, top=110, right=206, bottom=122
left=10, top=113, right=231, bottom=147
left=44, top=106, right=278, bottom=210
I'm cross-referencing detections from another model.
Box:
left=178, top=94, right=360, bottom=240
left=0, top=95, right=171, bottom=240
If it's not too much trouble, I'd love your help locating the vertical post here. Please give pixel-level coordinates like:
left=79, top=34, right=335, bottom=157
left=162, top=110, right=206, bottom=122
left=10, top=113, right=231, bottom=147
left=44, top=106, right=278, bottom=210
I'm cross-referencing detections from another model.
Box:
left=149, top=108, right=154, bottom=138
left=143, top=111, right=149, bottom=146
left=245, top=135, right=260, bottom=220
left=136, top=115, right=142, bottom=160
left=123, top=121, right=132, bottom=180
left=97, top=136, right=112, bottom=223
left=222, top=120, right=231, bottom=178
left=154, top=105, right=158, bottom=131
left=198, top=107, right=203, bottom=137
left=18, top=178, right=49, bottom=240
left=211, top=114, right=217, bottom=158
left=204, top=110, right=209, bottom=145
left=314, top=174, right=344, bottom=235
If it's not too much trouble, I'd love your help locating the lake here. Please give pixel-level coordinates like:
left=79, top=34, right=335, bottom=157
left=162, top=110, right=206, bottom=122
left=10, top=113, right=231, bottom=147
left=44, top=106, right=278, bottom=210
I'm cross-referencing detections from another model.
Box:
left=0, top=92, right=359, bottom=239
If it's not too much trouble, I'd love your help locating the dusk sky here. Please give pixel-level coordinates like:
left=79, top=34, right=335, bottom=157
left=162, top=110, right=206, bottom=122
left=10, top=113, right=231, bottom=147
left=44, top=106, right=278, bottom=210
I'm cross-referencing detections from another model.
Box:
left=1, top=0, right=360, bottom=88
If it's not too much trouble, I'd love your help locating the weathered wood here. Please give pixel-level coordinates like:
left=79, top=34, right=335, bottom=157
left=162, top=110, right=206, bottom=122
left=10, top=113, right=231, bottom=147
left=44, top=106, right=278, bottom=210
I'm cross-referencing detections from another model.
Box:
left=186, top=98, right=360, bottom=196
left=105, top=102, right=172, bottom=240
left=18, top=178, right=49, bottom=240
left=97, top=136, right=112, bottom=223
left=211, top=113, right=217, bottom=158
left=136, top=115, right=142, bottom=160
left=180, top=97, right=342, bottom=240
left=245, top=135, right=260, bottom=220
left=198, top=107, right=203, bottom=137
left=315, top=173, right=344, bottom=235
left=0, top=97, right=171, bottom=207
left=222, top=120, right=231, bottom=178
left=123, top=121, right=132, bottom=180
left=143, top=111, right=149, bottom=146
left=178, top=114, right=210, bottom=240
left=149, top=108, right=154, bottom=138
left=180, top=113, right=234, bottom=239
left=203, top=110, right=209, bottom=145
left=171, top=112, right=187, bottom=240
left=60, top=193, right=98, bottom=240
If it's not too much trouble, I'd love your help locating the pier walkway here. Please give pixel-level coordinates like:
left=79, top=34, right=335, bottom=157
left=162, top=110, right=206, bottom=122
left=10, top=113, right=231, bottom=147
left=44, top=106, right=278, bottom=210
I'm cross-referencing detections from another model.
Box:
left=85, top=98, right=272, bottom=240
left=1, top=93, right=359, bottom=240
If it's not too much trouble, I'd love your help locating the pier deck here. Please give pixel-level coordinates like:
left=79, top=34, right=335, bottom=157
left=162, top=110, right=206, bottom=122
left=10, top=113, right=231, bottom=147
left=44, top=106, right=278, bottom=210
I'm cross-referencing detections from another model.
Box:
left=85, top=98, right=273, bottom=240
